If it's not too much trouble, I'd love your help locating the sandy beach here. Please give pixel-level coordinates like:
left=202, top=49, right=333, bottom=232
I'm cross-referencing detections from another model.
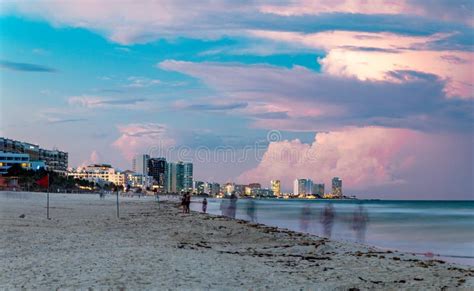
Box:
left=1, top=192, right=473, bottom=290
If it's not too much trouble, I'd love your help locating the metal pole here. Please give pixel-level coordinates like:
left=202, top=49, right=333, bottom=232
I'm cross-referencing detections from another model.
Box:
left=116, top=190, right=120, bottom=218
left=47, top=191, right=50, bottom=220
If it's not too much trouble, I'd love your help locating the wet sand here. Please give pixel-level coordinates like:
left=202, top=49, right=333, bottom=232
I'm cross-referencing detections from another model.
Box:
left=1, top=192, right=473, bottom=289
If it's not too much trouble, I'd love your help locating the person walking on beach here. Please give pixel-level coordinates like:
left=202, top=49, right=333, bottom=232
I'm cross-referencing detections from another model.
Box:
left=202, top=198, right=208, bottom=213
left=228, top=193, right=237, bottom=219
left=300, top=204, right=312, bottom=233
left=320, top=203, right=335, bottom=238
left=181, top=193, right=186, bottom=213
left=220, top=198, right=229, bottom=216
left=247, top=199, right=257, bottom=222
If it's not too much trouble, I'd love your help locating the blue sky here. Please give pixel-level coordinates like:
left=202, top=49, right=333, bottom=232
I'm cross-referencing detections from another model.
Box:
left=0, top=1, right=472, bottom=198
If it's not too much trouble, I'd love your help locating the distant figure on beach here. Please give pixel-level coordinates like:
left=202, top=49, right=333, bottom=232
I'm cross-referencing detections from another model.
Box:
left=352, top=204, right=369, bottom=243
left=202, top=198, right=208, bottom=213
left=99, top=192, right=105, bottom=200
left=320, top=203, right=335, bottom=238
left=184, top=192, right=191, bottom=214
left=220, top=198, right=229, bottom=216
left=246, top=199, right=257, bottom=222
left=181, top=193, right=187, bottom=213
left=228, top=194, right=238, bottom=219
left=300, top=204, right=312, bottom=233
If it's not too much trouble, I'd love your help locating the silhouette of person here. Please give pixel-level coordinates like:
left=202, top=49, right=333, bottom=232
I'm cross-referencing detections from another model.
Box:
left=202, top=198, right=208, bottom=213
left=247, top=199, right=257, bottom=222
left=320, top=203, right=335, bottom=238
left=300, top=204, right=312, bottom=233
left=352, top=204, right=369, bottom=243
left=228, top=193, right=237, bottom=219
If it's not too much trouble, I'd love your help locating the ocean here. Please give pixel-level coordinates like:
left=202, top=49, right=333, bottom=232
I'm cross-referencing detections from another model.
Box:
left=191, top=198, right=474, bottom=265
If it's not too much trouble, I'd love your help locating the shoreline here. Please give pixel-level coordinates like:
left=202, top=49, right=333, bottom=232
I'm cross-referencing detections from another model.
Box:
left=1, top=192, right=473, bottom=289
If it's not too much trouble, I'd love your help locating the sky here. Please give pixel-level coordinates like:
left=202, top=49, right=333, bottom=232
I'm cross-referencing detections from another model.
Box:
left=0, top=0, right=473, bottom=199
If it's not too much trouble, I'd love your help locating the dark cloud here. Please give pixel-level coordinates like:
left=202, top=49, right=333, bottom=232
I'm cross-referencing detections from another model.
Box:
left=48, top=118, right=87, bottom=124
left=0, top=60, right=57, bottom=72
left=185, top=102, right=248, bottom=111
left=161, top=61, right=473, bottom=133
left=340, top=46, right=401, bottom=53
left=251, top=111, right=290, bottom=119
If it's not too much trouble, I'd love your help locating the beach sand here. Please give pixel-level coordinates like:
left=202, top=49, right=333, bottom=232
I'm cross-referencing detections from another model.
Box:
left=1, top=192, right=473, bottom=289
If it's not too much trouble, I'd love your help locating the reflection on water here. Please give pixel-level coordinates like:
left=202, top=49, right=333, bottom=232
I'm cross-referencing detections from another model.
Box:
left=191, top=198, right=474, bottom=265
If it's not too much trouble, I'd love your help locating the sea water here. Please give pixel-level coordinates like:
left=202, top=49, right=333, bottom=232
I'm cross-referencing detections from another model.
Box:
left=191, top=198, right=474, bottom=265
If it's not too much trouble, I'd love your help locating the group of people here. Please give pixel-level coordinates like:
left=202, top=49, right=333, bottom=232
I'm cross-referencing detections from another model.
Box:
left=181, top=194, right=208, bottom=213
left=181, top=192, right=191, bottom=213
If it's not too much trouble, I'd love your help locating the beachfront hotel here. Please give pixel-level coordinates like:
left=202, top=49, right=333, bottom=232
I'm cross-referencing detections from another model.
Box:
left=0, top=137, right=68, bottom=173
left=67, top=164, right=126, bottom=188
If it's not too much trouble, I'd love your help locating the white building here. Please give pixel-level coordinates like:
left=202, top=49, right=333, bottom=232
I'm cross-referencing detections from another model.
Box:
left=67, top=164, right=125, bottom=187
left=125, top=172, right=153, bottom=189
left=132, top=154, right=150, bottom=175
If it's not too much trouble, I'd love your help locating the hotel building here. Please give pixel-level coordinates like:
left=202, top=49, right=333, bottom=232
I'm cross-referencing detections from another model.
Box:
left=67, top=164, right=125, bottom=187
left=0, top=137, right=68, bottom=172
left=0, top=152, right=46, bottom=174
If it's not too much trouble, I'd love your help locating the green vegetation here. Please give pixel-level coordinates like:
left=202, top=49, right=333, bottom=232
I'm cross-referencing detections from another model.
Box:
left=3, top=164, right=118, bottom=192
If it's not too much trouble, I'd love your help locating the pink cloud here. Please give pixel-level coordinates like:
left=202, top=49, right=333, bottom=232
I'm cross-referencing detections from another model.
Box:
left=159, top=60, right=469, bottom=132
left=112, top=123, right=175, bottom=162
left=260, top=0, right=413, bottom=16
left=238, top=126, right=419, bottom=190
left=250, top=30, right=473, bottom=99
left=259, top=0, right=474, bottom=26
left=78, top=150, right=102, bottom=168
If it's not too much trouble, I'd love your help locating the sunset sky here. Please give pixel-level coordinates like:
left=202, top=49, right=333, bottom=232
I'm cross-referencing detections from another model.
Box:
left=0, top=0, right=472, bottom=198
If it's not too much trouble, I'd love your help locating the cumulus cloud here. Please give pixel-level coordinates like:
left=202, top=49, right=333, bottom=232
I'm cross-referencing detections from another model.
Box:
left=238, top=126, right=419, bottom=190
left=112, top=123, right=175, bottom=161
left=251, top=30, right=474, bottom=98
left=79, top=150, right=102, bottom=168
left=159, top=60, right=473, bottom=132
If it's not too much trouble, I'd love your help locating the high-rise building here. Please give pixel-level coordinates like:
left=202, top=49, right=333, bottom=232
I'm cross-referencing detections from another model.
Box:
left=293, top=178, right=313, bottom=196
left=271, top=180, right=281, bottom=196
left=132, top=154, right=149, bottom=175
left=313, top=183, right=325, bottom=196
left=166, top=162, right=176, bottom=193
left=183, top=162, right=193, bottom=192
left=306, top=179, right=314, bottom=195
left=194, top=180, right=205, bottom=194
left=176, top=161, right=184, bottom=193
left=332, top=177, right=343, bottom=197
left=148, top=157, right=167, bottom=189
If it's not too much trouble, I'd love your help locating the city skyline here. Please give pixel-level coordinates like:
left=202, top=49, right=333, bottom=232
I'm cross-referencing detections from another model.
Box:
left=1, top=1, right=473, bottom=199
